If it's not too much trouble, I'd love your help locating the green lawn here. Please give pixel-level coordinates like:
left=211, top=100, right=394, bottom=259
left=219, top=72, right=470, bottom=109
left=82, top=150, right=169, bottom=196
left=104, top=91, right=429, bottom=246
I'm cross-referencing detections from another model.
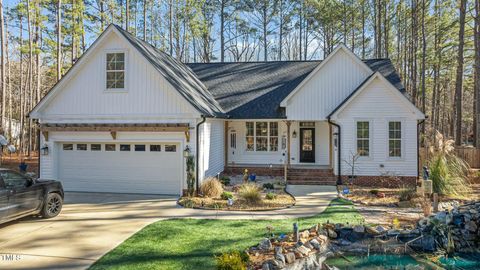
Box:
left=89, top=198, right=363, bottom=270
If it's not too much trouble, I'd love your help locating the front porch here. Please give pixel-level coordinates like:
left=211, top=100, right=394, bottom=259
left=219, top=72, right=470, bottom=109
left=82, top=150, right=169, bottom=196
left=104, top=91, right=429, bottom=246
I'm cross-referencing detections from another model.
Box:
left=223, top=120, right=337, bottom=185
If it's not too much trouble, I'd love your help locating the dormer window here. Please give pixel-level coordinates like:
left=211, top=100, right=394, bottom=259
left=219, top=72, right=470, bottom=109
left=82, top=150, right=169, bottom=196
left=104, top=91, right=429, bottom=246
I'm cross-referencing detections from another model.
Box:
left=106, top=52, right=125, bottom=89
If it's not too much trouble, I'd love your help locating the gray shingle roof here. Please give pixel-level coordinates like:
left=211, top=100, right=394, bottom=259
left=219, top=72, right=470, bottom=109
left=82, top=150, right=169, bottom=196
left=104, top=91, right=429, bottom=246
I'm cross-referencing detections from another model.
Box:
left=114, top=25, right=225, bottom=117
left=187, top=61, right=319, bottom=119
left=187, top=59, right=407, bottom=119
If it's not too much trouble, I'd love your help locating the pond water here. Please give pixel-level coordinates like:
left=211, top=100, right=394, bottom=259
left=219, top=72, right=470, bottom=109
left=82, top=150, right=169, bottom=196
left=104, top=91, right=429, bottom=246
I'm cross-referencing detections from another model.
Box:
left=438, top=253, right=480, bottom=269
left=325, top=254, right=434, bottom=270
left=325, top=253, right=480, bottom=270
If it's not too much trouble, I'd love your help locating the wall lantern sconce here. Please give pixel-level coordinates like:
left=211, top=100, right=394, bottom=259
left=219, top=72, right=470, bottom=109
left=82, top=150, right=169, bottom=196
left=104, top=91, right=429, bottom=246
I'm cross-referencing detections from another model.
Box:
left=41, top=144, right=49, bottom=156
left=292, top=130, right=297, bottom=138
left=183, top=145, right=191, bottom=158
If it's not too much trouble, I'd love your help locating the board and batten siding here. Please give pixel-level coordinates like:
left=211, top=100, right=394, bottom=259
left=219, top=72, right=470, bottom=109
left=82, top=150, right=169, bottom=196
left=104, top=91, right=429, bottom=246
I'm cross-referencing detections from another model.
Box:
left=227, top=121, right=330, bottom=166
left=332, top=77, right=418, bottom=177
left=284, top=49, right=372, bottom=120
left=37, top=33, right=200, bottom=123
left=198, top=119, right=225, bottom=182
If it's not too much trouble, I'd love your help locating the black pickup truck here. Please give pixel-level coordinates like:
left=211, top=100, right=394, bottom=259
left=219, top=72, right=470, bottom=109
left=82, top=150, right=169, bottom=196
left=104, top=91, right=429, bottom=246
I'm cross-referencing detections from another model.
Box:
left=0, top=168, right=64, bottom=224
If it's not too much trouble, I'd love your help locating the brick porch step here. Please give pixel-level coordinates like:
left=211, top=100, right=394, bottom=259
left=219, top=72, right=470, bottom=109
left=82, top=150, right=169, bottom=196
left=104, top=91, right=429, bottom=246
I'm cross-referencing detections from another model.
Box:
left=287, top=180, right=337, bottom=185
left=287, top=168, right=336, bottom=185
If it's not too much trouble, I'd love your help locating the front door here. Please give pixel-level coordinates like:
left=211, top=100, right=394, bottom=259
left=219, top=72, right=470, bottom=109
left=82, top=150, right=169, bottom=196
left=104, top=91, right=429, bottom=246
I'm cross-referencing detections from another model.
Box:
left=300, top=128, right=315, bottom=163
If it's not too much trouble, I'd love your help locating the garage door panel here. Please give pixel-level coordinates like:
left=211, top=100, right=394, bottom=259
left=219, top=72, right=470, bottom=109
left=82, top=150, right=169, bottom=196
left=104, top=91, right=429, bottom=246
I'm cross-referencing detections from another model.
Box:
left=58, top=142, right=182, bottom=195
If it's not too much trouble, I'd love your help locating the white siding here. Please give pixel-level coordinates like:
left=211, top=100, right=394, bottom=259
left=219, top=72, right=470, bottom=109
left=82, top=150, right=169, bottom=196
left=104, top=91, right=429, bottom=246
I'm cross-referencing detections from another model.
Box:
left=198, top=119, right=225, bottom=182
left=227, top=121, right=330, bottom=166
left=37, top=33, right=199, bottom=123
left=333, top=78, right=418, bottom=177
left=285, top=49, right=371, bottom=120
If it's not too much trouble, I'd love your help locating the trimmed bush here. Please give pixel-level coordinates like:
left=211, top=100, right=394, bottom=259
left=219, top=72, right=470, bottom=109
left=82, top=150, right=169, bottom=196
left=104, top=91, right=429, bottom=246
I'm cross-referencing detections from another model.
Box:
left=219, top=176, right=231, bottom=186
left=221, top=191, right=234, bottom=200
left=238, top=183, right=262, bottom=204
left=265, top=192, right=277, bottom=200
left=398, top=187, right=416, bottom=202
left=182, top=199, right=195, bottom=208
left=200, top=177, right=224, bottom=198
left=215, top=251, right=248, bottom=270
left=369, top=189, right=379, bottom=195
left=262, top=183, right=274, bottom=190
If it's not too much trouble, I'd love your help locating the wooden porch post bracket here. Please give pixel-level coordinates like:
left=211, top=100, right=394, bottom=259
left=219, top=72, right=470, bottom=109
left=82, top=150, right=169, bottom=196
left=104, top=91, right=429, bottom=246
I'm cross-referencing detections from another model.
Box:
left=41, top=131, right=49, bottom=142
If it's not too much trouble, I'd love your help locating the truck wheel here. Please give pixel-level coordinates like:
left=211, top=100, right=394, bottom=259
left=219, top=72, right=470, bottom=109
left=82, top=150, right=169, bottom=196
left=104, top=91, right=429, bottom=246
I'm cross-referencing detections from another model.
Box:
left=41, top=193, right=63, bottom=219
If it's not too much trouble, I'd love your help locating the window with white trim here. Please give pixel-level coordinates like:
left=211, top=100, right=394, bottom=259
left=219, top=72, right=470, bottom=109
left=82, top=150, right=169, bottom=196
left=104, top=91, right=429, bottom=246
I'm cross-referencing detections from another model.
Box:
left=388, top=121, right=402, bottom=157
left=356, top=121, right=370, bottom=157
left=245, top=122, right=279, bottom=152
left=106, top=52, right=125, bottom=89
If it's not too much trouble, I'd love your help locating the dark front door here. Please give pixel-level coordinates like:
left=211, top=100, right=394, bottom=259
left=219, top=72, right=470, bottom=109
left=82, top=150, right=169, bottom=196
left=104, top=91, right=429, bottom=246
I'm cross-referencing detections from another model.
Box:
left=300, top=128, right=315, bottom=163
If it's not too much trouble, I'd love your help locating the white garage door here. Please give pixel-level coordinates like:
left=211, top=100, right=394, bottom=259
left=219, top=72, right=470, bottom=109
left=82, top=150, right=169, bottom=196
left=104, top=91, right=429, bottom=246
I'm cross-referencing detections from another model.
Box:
left=58, top=142, right=182, bottom=195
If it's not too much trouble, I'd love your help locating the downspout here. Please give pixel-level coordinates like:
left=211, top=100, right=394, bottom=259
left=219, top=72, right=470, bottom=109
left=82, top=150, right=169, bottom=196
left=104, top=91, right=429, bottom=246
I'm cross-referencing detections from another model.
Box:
left=37, top=124, right=41, bottom=178
left=417, top=118, right=426, bottom=183
left=195, top=115, right=207, bottom=193
left=327, top=117, right=342, bottom=185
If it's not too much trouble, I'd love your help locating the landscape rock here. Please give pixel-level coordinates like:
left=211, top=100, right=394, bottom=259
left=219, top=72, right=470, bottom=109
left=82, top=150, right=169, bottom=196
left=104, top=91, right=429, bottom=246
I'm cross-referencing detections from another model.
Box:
left=275, top=252, right=286, bottom=264
left=303, top=241, right=314, bottom=250
left=376, top=225, right=387, bottom=233
left=309, top=239, right=321, bottom=250
left=353, top=225, right=365, bottom=233
left=259, top=238, right=273, bottom=251
left=465, top=221, right=478, bottom=232
left=365, top=226, right=380, bottom=235
left=327, top=228, right=337, bottom=239
left=300, top=230, right=310, bottom=239
left=295, top=245, right=311, bottom=256
left=285, top=252, right=296, bottom=264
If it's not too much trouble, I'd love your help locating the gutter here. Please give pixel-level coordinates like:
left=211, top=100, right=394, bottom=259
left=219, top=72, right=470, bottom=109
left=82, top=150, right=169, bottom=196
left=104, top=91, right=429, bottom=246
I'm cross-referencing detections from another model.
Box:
left=195, top=115, right=207, bottom=193
left=327, top=117, right=342, bottom=185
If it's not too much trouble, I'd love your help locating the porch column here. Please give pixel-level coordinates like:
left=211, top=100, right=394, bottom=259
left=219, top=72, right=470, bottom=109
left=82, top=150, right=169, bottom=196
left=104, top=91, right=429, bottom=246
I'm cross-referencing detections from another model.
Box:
left=286, top=121, right=291, bottom=167
left=224, top=121, right=229, bottom=167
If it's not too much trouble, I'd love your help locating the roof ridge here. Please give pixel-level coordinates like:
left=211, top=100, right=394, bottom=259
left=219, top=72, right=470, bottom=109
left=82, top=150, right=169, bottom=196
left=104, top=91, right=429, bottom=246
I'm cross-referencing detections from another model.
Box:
left=186, top=60, right=323, bottom=64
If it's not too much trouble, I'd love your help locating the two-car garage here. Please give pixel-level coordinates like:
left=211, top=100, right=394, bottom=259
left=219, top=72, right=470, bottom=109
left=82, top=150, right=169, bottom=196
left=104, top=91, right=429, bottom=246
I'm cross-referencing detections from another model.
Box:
left=57, top=142, right=183, bottom=195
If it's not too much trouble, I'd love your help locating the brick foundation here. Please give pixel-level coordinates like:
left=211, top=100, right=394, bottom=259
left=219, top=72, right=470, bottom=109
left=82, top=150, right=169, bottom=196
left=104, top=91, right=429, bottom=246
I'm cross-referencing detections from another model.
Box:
left=340, top=175, right=418, bottom=188
left=223, top=166, right=418, bottom=187
left=223, top=166, right=285, bottom=177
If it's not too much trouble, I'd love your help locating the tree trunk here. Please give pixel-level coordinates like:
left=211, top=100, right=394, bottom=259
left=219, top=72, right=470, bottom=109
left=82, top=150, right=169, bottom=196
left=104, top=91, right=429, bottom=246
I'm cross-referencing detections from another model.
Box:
left=126, top=0, right=129, bottom=31
left=474, top=0, right=480, bottom=147
left=0, top=0, right=5, bottom=128
left=143, top=0, right=147, bottom=40
left=169, top=0, right=173, bottom=56
left=263, top=2, right=267, bottom=61
left=220, top=0, right=225, bottom=62
left=57, top=0, right=62, bottom=81
left=100, top=0, right=105, bottom=30
left=279, top=0, right=283, bottom=60
left=454, top=0, right=467, bottom=145
left=420, top=0, right=427, bottom=135
left=361, top=0, right=365, bottom=58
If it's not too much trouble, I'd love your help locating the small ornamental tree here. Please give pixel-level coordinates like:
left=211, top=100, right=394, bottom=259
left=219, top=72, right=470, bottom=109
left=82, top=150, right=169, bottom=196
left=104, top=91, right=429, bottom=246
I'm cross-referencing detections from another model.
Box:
left=186, top=154, right=195, bottom=196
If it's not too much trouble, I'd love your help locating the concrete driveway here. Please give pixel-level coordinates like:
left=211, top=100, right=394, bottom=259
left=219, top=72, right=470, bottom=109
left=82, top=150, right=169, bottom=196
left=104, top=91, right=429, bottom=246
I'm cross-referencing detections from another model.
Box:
left=0, top=186, right=337, bottom=270
left=0, top=192, right=178, bottom=270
